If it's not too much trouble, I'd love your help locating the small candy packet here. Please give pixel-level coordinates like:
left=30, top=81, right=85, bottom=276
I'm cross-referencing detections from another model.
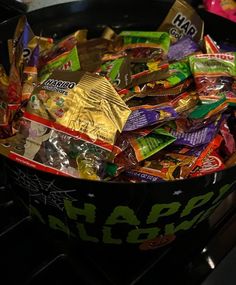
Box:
left=219, top=119, right=236, bottom=156
left=0, top=117, right=115, bottom=180
left=203, top=0, right=236, bottom=23
left=146, top=61, right=192, bottom=90
left=39, top=46, right=80, bottom=82
left=126, top=152, right=196, bottom=181
left=114, top=127, right=176, bottom=173
left=39, top=29, right=87, bottom=68
left=171, top=91, right=199, bottom=114
left=190, top=151, right=225, bottom=177
left=139, top=78, right=193, bottom=100
left=168, top=36, right=200, bottom=61
left=188, top=95, right=227, bottom=120
left=8, top=17, right=34, bottom=105
left=190, top=133, right=223, bottom=169
left=78, top=38, right=112, bottom=72
left=189, top=53, right=236, bottom=103
left=123, top=104, right=177, bottom=131
left=29, top=70, right=131, bottom=145
left=158, top=0, right=204, bottom=42
left=21, top=45, right=39, bottom=102
left=100, top=56, right=131, bottom=90
left=128, top=127, right=176, bottom=162
left=169, top=115, right=222, bottom=147
left=204, top=34, right=220, bottom=54
left=120, top=31, right=170, bottom=58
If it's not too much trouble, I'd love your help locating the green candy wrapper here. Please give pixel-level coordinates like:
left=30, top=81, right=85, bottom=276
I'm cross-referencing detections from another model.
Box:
left=100, top=57, right=131, bottom=90
left=120, top=31, right=170, bottom=55
left=39, top=46, right=80, bottom=83
left=129, top=127, right=176, bottom=162
left=146, top=61, right=191, bottom=90
left=189, top=53, right=236, bottom=104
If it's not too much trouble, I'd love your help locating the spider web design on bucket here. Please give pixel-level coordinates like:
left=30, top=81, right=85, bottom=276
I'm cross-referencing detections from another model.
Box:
left=9, top=167, right=77, bottom=211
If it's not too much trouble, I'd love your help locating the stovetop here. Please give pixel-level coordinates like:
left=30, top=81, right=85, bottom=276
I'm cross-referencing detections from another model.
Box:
left=0, top=185, right=235, bottom=285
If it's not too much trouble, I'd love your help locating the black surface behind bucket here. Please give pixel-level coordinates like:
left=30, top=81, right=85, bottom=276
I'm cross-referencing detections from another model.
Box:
left=0, top=0, right=236, bottom=256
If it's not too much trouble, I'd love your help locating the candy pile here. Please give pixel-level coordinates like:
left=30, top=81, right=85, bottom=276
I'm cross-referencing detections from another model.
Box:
left=0, top=0, right=236, bottom=182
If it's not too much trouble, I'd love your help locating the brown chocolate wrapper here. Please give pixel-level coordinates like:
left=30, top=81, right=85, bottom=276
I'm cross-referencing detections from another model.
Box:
left=158, top=0, right=204, bottom=43
left=102, top=27, right=127, bottom=53
left=77, top=38, right=109, bottom=72
left=141, top=77, right=193, bottom=96
left=124, top=151, right=197, bottom=182
left=79, top=48, right=103, bottom=72
left=122, top=78, right=193, bottom=106
left=129, top=68, right=169, bottom=89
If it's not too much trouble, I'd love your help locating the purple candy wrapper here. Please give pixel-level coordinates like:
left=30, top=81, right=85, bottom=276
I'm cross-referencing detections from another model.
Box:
left=168, top=36, right=199, bottom=62
left=170, top=121, right=219, bottom=147
left=28, top=45, right=39, bottom=67
left=123, top=106, right=177, bottom=131
left=125, top=170, right=164, bottom=183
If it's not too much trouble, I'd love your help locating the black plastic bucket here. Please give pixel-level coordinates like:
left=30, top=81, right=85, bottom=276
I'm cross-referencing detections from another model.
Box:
left=1, top=0, right=236, bottom=252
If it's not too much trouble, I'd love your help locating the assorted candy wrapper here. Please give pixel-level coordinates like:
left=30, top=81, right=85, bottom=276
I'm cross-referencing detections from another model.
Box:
left=125, top=152, right=197, bottom=182
left=189, top=53, right=236, bottom=104
left=39, top=46, right=80, bottom=83
left=119, top=31, right=170, bottom=59
left=0, top=2, right=236, bottom=182
left=203, top=35, right=220, bottom=54
left=203, top=0, right=236, bottom=23
left=158, top=0, right=204, bottom=43
left=168, top=36, right=200, bottom=61
left=123, top=104, right=177, bottom=131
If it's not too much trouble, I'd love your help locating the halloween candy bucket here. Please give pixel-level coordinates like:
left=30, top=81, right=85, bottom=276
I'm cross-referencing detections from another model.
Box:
left=0, top=0, right=235, bottom=252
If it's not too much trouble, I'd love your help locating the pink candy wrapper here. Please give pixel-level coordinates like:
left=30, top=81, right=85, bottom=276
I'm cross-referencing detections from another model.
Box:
left=203, top=0, right=236, bottom=23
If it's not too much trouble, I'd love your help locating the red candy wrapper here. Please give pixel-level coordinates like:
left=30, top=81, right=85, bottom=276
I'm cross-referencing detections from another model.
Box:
left=191, top=151, right=225, bottom=177
left=204, top=34, right=220, bottom=54
left=190, top=134, right=224, bottom=177
left=220, top=119, right=236, bottom=156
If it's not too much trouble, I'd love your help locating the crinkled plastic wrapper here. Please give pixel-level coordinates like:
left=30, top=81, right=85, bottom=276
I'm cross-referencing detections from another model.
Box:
left=1, top=117, right=115, bottom=180
left=189, top=53, right=236, bottom=103
left=50, top=72, right=131, bottom=145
